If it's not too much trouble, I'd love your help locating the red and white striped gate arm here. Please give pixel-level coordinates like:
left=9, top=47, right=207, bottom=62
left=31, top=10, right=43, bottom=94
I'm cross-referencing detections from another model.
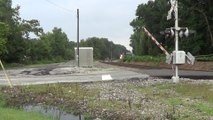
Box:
left=143, top=27, right=170, bottom=56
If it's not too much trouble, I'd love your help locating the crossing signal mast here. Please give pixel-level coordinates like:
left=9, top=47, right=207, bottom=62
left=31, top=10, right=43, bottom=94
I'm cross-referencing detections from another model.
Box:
left=143, top=0, right=195, bottom=83
left=166, top=0, right=195, bottom=83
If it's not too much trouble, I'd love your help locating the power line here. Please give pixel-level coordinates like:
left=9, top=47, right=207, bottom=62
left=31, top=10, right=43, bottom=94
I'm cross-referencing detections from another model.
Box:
left=44, top=0, right=75, bottom=14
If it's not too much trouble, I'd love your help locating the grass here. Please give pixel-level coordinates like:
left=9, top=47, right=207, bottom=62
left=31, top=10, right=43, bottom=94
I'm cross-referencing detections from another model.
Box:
left=135, top=82, right=213, bottom=104
left=1, top=81, right=213, bottom=119
left=3, top=62, right=49, bottom=69
left=128, top=82, right=213, bottom=119
left=175, top=83, right=213, bottom=103
left=0, top=93, right=6, bottom=107
left=0, top=107, right=54, bottom=120
left=0, top=91, right=54, bottom=120
left=3, top=59, right=69, bottom=69
left=192, top=103, right=213, bottom=116
left=167, top=98, right=182, bottom=106
left=84, top=113, right=95, bottom=120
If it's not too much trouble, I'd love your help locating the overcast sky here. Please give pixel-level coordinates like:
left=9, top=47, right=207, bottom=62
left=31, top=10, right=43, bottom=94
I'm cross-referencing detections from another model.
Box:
left=12, top=0, right=149, bottom=51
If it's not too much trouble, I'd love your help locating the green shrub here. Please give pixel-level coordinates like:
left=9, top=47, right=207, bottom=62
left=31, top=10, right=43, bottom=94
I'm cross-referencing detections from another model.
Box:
left=0, top=94, right=6, bottom=107
left=196, top=55, right=213, bottom=61
left=84, top=113, right=95, bottom=120
left=123, top=55, right=165, bottom=63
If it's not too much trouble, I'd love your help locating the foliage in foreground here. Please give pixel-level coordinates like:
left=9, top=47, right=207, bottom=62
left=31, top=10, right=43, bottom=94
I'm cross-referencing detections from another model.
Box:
left=0, top=92, right=53, bottom=120
left=0, top=107, right=54, bottom=120
left=1, top=80, right=213, bottom=120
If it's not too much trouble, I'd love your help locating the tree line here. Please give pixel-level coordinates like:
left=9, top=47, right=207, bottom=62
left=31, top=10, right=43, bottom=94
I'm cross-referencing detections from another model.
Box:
left=80, top=37, right=128, bottom=60
left=130, top=0, right=213, bottom=56
left=0, top=0, right=127, bottom=64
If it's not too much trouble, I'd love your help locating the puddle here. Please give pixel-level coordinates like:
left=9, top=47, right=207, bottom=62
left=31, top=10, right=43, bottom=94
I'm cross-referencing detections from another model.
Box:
left=23, top=105, right=84, bottom=120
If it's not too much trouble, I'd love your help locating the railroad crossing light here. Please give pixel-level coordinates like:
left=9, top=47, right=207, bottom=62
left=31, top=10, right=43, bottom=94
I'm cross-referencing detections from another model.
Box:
left=165, top=28, right=175, bottom=38
left=179, top=28, right=189, bottom=38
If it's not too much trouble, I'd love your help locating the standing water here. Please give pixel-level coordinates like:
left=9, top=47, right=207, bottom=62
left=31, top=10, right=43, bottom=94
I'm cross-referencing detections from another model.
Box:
left=23, top=105, right=84, bottom=120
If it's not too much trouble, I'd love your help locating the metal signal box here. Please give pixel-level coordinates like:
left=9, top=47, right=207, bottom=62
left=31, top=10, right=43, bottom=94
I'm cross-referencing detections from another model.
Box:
left=172, top=51, right=186, bottom=64
left=75, top=47, right=93, bottom=67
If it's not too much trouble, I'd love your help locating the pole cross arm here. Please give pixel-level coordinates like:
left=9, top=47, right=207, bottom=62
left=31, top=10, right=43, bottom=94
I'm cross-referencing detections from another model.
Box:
left=167, top=0, right=176, bottom=20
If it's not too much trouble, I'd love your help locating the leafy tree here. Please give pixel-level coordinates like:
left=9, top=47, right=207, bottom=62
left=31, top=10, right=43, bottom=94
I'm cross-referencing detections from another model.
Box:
left=21, top=19, right=44, bottom=39
left=130, top=0, right=213, bottom=56
left=50, top=27, right=70, bottom=59
left=0, top=0, right=45, bottom=63
left=0, top=0, right=23, bottom=62
left=130, top=0, right=168, bottom=56
left=37, top=27, right=72, bottom=61
left=0, top=22, right=8, bottom=55
left=178, top=0, right=213, bottom=54
left=80, top=37, right=107, bottom=59
left=80, top=37, right=128, bottom=60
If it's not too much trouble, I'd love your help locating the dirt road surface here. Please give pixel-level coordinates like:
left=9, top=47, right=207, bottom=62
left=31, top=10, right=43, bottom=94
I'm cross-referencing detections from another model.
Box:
left=1, top=61, right=213, bottom=86
left=0, top=61, right=149, bottom=86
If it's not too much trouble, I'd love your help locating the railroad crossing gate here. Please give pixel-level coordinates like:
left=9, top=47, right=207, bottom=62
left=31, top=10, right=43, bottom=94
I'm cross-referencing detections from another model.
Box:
left=143, top=27, right=195, bottom=65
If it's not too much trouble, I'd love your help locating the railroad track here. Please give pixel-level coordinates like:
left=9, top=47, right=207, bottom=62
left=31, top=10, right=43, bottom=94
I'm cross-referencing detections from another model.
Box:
left=102, top=61, right=161, bottom=69
left=102, top=61, right=213, bottom=80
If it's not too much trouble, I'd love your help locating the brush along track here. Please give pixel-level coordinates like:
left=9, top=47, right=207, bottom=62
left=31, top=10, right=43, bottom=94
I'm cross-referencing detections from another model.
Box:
left=102, top=61, right=160, bottom=69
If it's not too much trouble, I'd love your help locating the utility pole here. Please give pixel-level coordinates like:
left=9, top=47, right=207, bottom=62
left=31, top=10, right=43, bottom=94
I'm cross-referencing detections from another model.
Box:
left=77, top=9, right=80, bottom=67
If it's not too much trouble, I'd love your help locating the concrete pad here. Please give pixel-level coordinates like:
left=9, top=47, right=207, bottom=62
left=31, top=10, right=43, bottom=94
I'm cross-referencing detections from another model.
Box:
left=102, top=74, right=113, bottom=81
